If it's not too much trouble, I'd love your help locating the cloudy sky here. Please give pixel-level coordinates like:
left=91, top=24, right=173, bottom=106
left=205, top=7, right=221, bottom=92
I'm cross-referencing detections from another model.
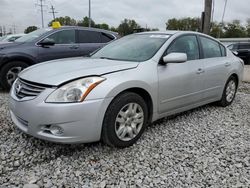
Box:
left=0, top=0, right=249, bottom=33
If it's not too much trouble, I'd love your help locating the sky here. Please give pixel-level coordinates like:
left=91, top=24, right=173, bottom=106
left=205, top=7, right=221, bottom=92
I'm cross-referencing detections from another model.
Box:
left=0, top=0, right=249, bottom=33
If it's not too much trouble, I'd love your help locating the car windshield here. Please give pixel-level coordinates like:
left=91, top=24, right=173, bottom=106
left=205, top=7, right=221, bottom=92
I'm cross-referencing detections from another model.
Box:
left=0, top=36, right=7, bottom=41
left=91, top=34, right=170, bottom=62
left=15, top=28, right=52, bottom=42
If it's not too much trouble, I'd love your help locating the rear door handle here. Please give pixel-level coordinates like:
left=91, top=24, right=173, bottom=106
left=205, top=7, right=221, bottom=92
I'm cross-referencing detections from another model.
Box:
left=196, top=68, right=205, bottom=74
left=225, top=62, right=231, bottom=67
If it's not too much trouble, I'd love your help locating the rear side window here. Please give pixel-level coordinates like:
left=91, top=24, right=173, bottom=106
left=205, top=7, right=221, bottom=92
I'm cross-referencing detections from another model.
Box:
left=101, top=33, right=114, bottom=43
left=47, top=30, right=76, bottom=44
left=200, top=37, right=222, bottom=58
left=78, top=30, right=101, bottom=43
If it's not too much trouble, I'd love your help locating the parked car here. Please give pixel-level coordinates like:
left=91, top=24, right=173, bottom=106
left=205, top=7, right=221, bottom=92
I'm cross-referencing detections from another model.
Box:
left=227, top=42, right=250, bottom=65
left=0, top=26, right=118, bottom=89
left=9, top=31, right=244, bottom=148
left=0, top=34, right=26, bottom=43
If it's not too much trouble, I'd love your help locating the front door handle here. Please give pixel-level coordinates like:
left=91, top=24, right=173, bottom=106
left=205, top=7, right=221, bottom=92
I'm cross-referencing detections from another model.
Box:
left=225, top=62, right=231, bottom=67
left=196, top=68, right=205, bottom=74
left=69, top=45, right=79, bottom=49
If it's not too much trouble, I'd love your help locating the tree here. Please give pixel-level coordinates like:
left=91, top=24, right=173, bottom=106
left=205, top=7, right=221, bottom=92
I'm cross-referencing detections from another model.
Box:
left=117, top=19, right=140, bottom=36
left=95, top=23, right=109, bottom=30
left=166, top=17, right=200, bottom=31
left=77, top=16, right=95, bottom=27
left=48, top=16, right=77, bottom=26
left=210, top=22, right=224, bottom=38
left=223, top=20, right=247, bottom=38
left=246, top=18, right=250, bottom=37
left=24, top=26, right=38, bottom=34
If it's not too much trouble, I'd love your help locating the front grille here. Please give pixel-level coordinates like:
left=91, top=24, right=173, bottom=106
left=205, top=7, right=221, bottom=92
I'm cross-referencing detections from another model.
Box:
left=14, top=78, right=47, bottom=99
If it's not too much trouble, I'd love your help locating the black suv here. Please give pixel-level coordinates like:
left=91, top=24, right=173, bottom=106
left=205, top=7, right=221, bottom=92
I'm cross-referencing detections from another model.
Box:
left=0, top=26, right=118, bottom=89
left=228, top=42, right=250, bottom=65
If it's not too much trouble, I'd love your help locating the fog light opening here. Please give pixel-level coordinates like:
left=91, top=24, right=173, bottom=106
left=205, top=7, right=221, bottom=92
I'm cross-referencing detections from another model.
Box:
left=50, top=125, right=64, bottom=136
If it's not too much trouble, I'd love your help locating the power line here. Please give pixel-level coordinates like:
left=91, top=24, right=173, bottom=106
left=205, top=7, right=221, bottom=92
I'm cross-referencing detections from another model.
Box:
left=35, top=0, right=47, bottom=28
left=49, top=5, right=58, bottom=20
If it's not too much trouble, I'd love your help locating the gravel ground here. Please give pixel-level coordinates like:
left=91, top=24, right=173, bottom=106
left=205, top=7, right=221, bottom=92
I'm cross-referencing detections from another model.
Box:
left=0, top=83, right=250, bottom=188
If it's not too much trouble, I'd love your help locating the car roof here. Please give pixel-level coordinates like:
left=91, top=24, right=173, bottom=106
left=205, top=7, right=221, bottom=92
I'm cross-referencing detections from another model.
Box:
left=53, top=26, right=118, bottom=36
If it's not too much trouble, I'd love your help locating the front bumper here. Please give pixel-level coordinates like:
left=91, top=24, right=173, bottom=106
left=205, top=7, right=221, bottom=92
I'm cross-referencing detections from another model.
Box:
left=9, top=88, right=113, bottom=144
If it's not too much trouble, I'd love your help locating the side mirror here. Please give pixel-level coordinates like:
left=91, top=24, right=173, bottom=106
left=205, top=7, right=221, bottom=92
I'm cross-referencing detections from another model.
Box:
left=161, top=53, right=187, bottom=65
left=232, top=51, right=238, bottom=56
left=38, top=38, right=55, bottom=47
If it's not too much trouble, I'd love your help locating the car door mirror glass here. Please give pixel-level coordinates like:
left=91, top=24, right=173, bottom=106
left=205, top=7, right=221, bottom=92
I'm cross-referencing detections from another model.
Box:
left=162, top=53, right=187, bottom=64
left=39, top=38, right=55, bottom=46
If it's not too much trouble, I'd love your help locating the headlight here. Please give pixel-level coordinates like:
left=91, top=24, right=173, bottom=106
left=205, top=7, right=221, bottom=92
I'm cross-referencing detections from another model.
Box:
left=46, top=77, right=106, bottom=103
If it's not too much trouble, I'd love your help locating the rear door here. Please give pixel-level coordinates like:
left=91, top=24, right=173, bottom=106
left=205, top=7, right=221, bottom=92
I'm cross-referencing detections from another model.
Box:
left=199, top=36, right=230, bottom=100
left=77, top=30, right=105, bottom=56
left=38, top=29, right=80, bottom=62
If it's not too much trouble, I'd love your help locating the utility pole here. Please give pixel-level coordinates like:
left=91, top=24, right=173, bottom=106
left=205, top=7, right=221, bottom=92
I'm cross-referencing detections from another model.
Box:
left=88, top=0, right=91, bottom=27
left=36, top=0, right=46, bottom=28
left=49, top=5, right=58, bottom=20
left=203, top=0, right=212, bottom=34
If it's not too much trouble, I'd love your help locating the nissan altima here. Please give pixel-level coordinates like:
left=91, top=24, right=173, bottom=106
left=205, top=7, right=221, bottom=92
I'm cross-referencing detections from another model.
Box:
left=9, top=31, right=244, bottom=147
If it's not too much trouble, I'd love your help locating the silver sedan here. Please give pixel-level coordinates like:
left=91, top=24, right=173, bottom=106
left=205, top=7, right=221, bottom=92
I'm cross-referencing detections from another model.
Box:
left=9, top=31, right=244, bottom=147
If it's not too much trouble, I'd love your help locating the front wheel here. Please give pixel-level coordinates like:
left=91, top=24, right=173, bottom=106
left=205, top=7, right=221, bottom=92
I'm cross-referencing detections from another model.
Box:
left=217, top=76, right=237, bottom=107
left=0, top=61, right=29, bottom=90
left=102, top=92, right=148, bottom=148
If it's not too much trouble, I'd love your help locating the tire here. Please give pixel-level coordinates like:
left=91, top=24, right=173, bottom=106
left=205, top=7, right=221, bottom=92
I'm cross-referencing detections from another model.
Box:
left=0, top=61, right=29, bottom=90
left=102, top=92, right=148, bottom=148
left=217, top=76, right=237, bottom=107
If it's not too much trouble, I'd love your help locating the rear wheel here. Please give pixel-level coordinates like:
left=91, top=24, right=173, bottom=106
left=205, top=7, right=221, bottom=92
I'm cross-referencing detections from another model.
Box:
left=102, top=92, right=148, bottom=148
left=0, top=61, right=28, bottom=90
left=217, top=76, right=237, bottom=107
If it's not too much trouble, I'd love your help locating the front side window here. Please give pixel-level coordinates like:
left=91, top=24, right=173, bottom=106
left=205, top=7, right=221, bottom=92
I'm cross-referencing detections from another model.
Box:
left=78, top=30, right=101, bottom=43
left=167, top=35, right=200, bottom=61
left=200, top=37, right=222, bottom=58
left=46, top=30, right=76, bottom=44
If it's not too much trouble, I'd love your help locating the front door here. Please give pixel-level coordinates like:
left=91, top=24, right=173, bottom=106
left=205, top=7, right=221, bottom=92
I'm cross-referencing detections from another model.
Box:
left=38, top=29, right=80, bottom=62
left=158, top=35, right=205, bottom=114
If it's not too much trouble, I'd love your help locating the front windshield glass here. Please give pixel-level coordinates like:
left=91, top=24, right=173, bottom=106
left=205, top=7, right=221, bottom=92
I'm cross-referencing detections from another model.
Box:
left=0, top=36, right=7, bottom=41
left=15, top=28, right=52, bottom=42
left=92, top=34, right=170, bottom=62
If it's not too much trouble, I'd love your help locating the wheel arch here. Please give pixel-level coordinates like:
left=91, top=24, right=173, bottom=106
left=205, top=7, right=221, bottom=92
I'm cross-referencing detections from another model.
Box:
left=0, top=55, right=35, bottom=70
left=111, top=87, right=154, bottom=124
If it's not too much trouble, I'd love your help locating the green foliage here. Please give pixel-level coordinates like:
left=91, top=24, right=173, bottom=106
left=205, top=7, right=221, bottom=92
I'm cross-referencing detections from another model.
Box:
left=48, top=16, right=77, bottom=26
left=48, top=16, right=158, bottom=36
left=117, top=19, right=141, bottom=36
left=95, top=23, right=109, bottom=30
left=24, top=26, right=38, bottom=34
left=210, top=22, right=224, bottom=38
left=223, top=20, right=247, bottom=38
left=166, top=17, right=200, bottom=31
left=77, top=16, right=95, bottom=27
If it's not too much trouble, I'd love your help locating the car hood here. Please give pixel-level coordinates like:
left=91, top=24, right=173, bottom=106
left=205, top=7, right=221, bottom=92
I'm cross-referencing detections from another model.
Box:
left=19, top=57, right=139, bottom=86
